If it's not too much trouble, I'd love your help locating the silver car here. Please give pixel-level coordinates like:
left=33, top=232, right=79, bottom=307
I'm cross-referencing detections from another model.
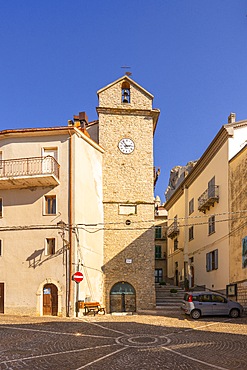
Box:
left=181, top=291, right=244, bottom=319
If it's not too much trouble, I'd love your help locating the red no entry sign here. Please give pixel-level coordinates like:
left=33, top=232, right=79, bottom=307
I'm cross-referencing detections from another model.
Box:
left=72, top=271, right=84, bottom=283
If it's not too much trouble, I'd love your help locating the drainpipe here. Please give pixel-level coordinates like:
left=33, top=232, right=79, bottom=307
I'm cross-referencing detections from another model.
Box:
left=67, top=130, right=73, bottom=316
left=184, top=185, right=189, bottom=290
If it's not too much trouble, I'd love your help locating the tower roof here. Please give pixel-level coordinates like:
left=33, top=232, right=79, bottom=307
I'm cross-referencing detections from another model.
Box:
left=97, top=75, right=154, bottom=99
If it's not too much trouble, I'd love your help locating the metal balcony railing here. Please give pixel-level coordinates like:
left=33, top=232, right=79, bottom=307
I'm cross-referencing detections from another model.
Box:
left=0, top=156, right=60, bottom=189
left=198, top=185, right=219, bottom=213
left=167, top=221, right=179, bottom=239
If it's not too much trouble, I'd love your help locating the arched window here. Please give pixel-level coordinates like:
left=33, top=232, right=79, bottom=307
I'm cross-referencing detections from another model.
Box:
left=121, top=81, right=130, bottom=103
left=110, top=282, right=135, bottom=294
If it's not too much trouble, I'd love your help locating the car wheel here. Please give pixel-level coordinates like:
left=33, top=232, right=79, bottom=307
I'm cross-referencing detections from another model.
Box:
left=191, top=309, right=201, bottom=319
left=229, top=308, right=239, bottom=318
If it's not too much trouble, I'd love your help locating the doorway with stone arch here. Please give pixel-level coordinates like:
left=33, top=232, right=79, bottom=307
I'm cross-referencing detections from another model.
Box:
left=43, top=283, right=58, bottom=316
left=110, top=282, right=136, bottom=313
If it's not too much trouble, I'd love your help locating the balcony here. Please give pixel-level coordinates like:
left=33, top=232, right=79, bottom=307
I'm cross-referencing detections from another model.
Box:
left=167, top=221, right=179, bottom=239
left=0, top=156, right=60, bottom=189
left=198, top=185, right=219, bottom=213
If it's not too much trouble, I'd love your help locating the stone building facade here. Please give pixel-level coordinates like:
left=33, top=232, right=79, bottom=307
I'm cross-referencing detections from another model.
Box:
left=97, top=76, right=160, bottom=312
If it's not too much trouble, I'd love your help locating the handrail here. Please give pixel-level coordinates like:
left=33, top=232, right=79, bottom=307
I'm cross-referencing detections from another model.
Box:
left=191, top=284, right=227, bottom=297
left=0, top=156, right=60, bottom=179
left=167, top=221, right=179, bottom=237
left=198, top=185, right=219, bottom=210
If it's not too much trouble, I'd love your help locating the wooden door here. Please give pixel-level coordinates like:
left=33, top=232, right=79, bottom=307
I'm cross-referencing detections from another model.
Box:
left=0, top=283, right=4, bottom=313
left=43, top=284, right=58, bottom=316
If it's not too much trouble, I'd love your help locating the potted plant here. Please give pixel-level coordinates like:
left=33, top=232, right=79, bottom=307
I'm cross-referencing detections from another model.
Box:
left=170, top=288, right=178, bottom=296
left=159, top=281, right=166, bottom=287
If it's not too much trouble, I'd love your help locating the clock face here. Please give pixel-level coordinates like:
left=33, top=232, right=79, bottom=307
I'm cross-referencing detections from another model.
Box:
left=118, top=138, right=135, bottom=154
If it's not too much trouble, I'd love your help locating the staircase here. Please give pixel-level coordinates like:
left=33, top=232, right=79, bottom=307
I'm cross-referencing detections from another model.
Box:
left=155, top=284, right=185, bottom=310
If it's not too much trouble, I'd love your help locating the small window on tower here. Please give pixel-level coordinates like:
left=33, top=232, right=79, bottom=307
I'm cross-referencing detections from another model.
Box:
left=122, top=81, right=130, bottom=103
left=45, top=238, right=55, bottom=255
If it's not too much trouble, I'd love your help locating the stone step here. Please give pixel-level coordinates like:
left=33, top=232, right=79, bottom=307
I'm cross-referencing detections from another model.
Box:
left=156, top=299, right=183, bottom=304
left=156, top=301, right=182, bottom=306
left=155, top=285, right=185, bottom=308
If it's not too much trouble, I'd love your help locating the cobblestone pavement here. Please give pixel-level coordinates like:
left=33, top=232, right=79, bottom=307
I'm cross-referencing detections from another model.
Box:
left=0, top=310, right=247, bottom=370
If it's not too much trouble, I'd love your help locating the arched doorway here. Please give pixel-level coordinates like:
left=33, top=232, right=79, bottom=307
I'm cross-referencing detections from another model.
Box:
left=110, top=282, right=136, bottom=313
left=43, top=284, right=58, bottom=316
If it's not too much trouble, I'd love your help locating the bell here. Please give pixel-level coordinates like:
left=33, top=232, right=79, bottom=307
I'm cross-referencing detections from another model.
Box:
left=122, top=89, right=129, bottom=103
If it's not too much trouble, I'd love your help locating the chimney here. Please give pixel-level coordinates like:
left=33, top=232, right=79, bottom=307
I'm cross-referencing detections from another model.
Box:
left=68, top=112, right=89, bottom=129
left=79, top=112, right=88, bottom=128
left=228, top=112, right=236, bottom=124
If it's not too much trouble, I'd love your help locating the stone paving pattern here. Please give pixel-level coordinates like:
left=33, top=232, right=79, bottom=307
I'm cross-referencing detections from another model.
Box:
left=0, top=310, right=246, bottom=369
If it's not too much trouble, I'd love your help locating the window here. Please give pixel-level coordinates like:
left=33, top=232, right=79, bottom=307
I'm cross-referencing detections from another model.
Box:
left=206, top=249, right=218, bottom=271
left=200, top=294, right=212, bottom=302
left=0, top=240, right=2, bottom=256
left=45, top=238, right=55, bottom=255
left=208, top=215, right=215, bottom=235
left=0, top=198, right=2, bottom=217
left=42, top=148, right=58, bottom=174
left=155, top=245, right=162, bottom=259
left=155, top=226, right=162, bottom=239
left=189, top=198, right=194, bottom=215
left=155, top=269, right=163, bottom=283
left=212, top=295, right=226, bottom=303
left=189, top=226, right=194, bottom=241
left=174, top=238, right=178, bottom=251
left=208, top=176, right=216, bottom=198
left=119, top=204, right=136, bottom=215
left=45, top=196, right=56, bottom=215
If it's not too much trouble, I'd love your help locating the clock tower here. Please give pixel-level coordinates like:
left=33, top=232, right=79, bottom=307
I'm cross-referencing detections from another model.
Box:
left=97, top=76, right=160, bottom=312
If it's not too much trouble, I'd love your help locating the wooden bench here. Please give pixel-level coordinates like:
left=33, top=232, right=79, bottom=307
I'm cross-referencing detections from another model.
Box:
left=78, top=301, right=105, bottom=316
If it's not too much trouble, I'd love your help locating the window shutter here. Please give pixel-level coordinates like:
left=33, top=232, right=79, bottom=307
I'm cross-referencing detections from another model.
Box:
left=206, top=252, right=211, bottom=271
left=215, top=249, right=218, bottom=269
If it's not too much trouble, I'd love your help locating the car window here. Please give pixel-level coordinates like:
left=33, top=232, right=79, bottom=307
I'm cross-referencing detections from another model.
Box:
left=200, top=294, right=212, bottom=302
left=192, top=295, right=200, bottom=301
left=212, top=295, right=226, bottom=303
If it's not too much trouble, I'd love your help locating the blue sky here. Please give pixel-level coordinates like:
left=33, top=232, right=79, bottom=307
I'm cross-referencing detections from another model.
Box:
left=1, top=1, right=247, bottom=202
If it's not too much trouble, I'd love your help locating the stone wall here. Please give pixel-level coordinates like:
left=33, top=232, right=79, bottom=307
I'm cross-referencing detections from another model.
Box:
left=237, top=282, right=247, bottom=313
left=98, top=77, right=157, bottom=312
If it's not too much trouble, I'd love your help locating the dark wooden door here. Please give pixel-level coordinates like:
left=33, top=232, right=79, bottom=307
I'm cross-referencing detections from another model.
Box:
left=0, top=283, right=4, bottom=313
left=190, top=266, right=194, bottom=287
left=175, top=269, right=179, bottom=286
left=43, top=284, right=58, bottom=316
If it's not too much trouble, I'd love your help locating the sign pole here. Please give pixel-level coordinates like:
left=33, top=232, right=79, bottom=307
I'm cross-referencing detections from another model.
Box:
left=76, top=278, right=79, bottom=317
left=72, top=271, right=84, bottom=317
